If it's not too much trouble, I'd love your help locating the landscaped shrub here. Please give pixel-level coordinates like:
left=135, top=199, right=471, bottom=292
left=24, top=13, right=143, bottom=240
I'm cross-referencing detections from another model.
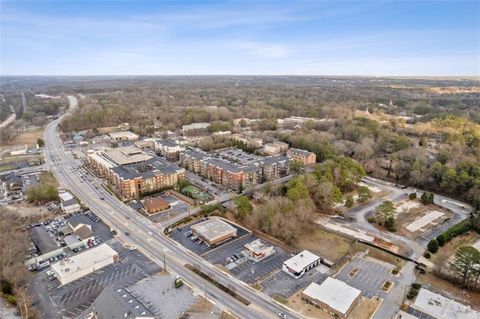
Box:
left=423, top=252, right=431, bottom=259
left=436, top=233, right=447, bottom=246
left=411, top=283, right=422, bottom=290
left=427, top=239, right=439, bottom=253
left=420, top=192, right=434, bottom=205
left=6, top=294, right=17, bottom=306
left=407, top=283, right=422, bottom=300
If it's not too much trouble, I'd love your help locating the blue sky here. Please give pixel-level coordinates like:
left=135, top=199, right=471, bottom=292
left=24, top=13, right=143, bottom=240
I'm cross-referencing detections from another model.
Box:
left=1, top=1, right=479, bottom=76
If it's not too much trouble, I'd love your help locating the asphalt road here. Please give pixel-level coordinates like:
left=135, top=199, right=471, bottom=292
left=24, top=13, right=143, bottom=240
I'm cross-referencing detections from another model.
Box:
left=43, top=96, right=300, bottom=319
left=344, top=176, right=471, bottom=319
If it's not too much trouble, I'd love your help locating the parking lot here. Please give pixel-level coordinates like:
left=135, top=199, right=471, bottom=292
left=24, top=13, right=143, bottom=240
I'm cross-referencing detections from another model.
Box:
left=261, top=269, right=329, bottom=298
left=335, top=254, right=399, bottom=298
left=67, top=212, right=113, bottom=243
left=170, top=219, right=330, bottom=290
left=169, top=219, right=250, bottom=255
left=405, top=306, right=436, bottom=319
left=146, top=194, right=191, bottom=223
left=201, top=235, right=290, bottom=284
left=39, top=241, right=160, bottom=319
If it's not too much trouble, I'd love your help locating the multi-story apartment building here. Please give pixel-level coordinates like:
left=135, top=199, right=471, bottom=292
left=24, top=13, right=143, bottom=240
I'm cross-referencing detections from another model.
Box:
left=287, top=148, right=317, bottom=166
left=179, top=148, right=291, bottom=190
left=182, top=122, right=210, bottom=137
left=154, top=139, right=185, bottom=160
left=259, top=155, right=291, bottom=181
left=86, top=146, right=185, bottom=199
left=263, top=141, right=289, bottom=155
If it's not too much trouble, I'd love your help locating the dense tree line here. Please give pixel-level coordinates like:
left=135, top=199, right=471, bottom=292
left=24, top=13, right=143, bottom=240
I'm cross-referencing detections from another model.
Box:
left=0, top=210, right=40, bottom=318
left=234, top=158, right=365, bottom=243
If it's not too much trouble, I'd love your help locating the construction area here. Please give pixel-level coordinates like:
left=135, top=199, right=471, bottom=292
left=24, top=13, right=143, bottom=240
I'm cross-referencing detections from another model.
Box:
left=393, top=199, right=453, bottom=239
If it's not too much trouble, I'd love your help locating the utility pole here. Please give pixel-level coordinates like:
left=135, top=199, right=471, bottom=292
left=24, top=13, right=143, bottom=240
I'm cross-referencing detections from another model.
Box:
left=204, top=283, right=208, bottom=311
left=163, top=250, right=166, bottom=271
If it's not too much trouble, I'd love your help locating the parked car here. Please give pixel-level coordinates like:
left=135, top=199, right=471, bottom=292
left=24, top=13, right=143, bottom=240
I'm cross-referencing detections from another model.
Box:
left=184, top=231, right=192, bottom=237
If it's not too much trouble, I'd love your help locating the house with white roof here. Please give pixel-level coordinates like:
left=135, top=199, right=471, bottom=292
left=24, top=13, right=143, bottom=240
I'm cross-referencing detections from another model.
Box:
left=59, top=191, right=81, bottom=214
left=282, top=250, right=320, bottom=279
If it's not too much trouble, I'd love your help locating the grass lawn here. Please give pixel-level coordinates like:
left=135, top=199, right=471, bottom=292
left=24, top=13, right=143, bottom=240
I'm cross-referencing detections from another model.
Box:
left=0, top=127, right=44, bottom=153
left=40, top=171, right=59, bottom=187
left=0, top=164, right=16, bottom=172
left=295, top=228, right=353, bottom=263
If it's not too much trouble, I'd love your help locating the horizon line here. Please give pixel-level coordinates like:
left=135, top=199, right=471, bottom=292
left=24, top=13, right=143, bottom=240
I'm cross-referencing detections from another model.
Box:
left=1, top=74, right=479, bottom=80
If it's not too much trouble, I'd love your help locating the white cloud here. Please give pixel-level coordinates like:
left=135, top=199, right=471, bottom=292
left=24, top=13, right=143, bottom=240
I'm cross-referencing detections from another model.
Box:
left=234, top=41, right=289, bottom=59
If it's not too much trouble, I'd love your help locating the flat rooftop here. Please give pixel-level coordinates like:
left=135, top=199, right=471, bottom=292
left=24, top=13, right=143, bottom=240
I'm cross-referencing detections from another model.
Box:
left=59, top=191, right=74, bottom=202
left=104, top=146, right=152, bottom=166
left=108, top=131, right=139, bottom=139
left=283, top=250, right=320, bottom=273
left=244, top=239, right=272, bottom=253
left=51, top=244, right=117, bottom=277
left=59, top=191, right=77, bottom=206
left=303, top=277, right=361, bottom=316
left=182, top=122, right=210, bottom=130
left=191, top=218, right=237, bottom=241
left=414, top=288, right=479, bottom=319
left=156, top=139, right=179, bottom=147
left=91, top=286, right=153, bottom=319
left=111, top=156, right=183, bottom=180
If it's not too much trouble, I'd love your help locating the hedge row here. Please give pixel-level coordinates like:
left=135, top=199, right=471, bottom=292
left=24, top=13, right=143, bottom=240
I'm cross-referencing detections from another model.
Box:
left=436, top=219, right=473, bottom=246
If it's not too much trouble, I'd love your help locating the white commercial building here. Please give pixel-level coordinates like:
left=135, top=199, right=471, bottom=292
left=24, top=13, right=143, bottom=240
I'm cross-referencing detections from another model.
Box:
left=282, top=250, right=320, bottom=279
left=413, top=288, right=479, bottom=319
left=244, top=239, right=274, bottom=262
left=302, top=277, right=361, bottom=318
left=59, top=191, right=81, bottom=214
left=108, top=131, right=139, bottom=141
left=51, top=244, right=118, bottom=285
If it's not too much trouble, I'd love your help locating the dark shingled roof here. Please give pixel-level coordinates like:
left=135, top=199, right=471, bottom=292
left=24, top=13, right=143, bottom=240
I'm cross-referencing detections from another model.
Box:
left=257, top=155, right=290, bottom=165
left=156, top=139, right=178, bottom=147
left=111, top=157, right=180, bottom=180
left=183, top=148, right=208, bottom=160
left=29, top=227, right=59, bottom=254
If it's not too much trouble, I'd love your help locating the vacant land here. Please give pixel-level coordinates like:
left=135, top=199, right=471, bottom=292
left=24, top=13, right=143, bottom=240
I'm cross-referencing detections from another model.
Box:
left=0, top=127, right=44, bottom=152
left=395, top=201, right=452, bottom=239
left=349, top=296, right=382, bottom=319
left=295, top=228, right=354, bottom=263
left=418, top=272, right=480, bottom=308
left=351, top=242, right=406, bottom=269
left=3, top=203, right=50, bottom=218
left=287, top=291, right=333, bottom=319
left=429, top=231, right=480, bottom=266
